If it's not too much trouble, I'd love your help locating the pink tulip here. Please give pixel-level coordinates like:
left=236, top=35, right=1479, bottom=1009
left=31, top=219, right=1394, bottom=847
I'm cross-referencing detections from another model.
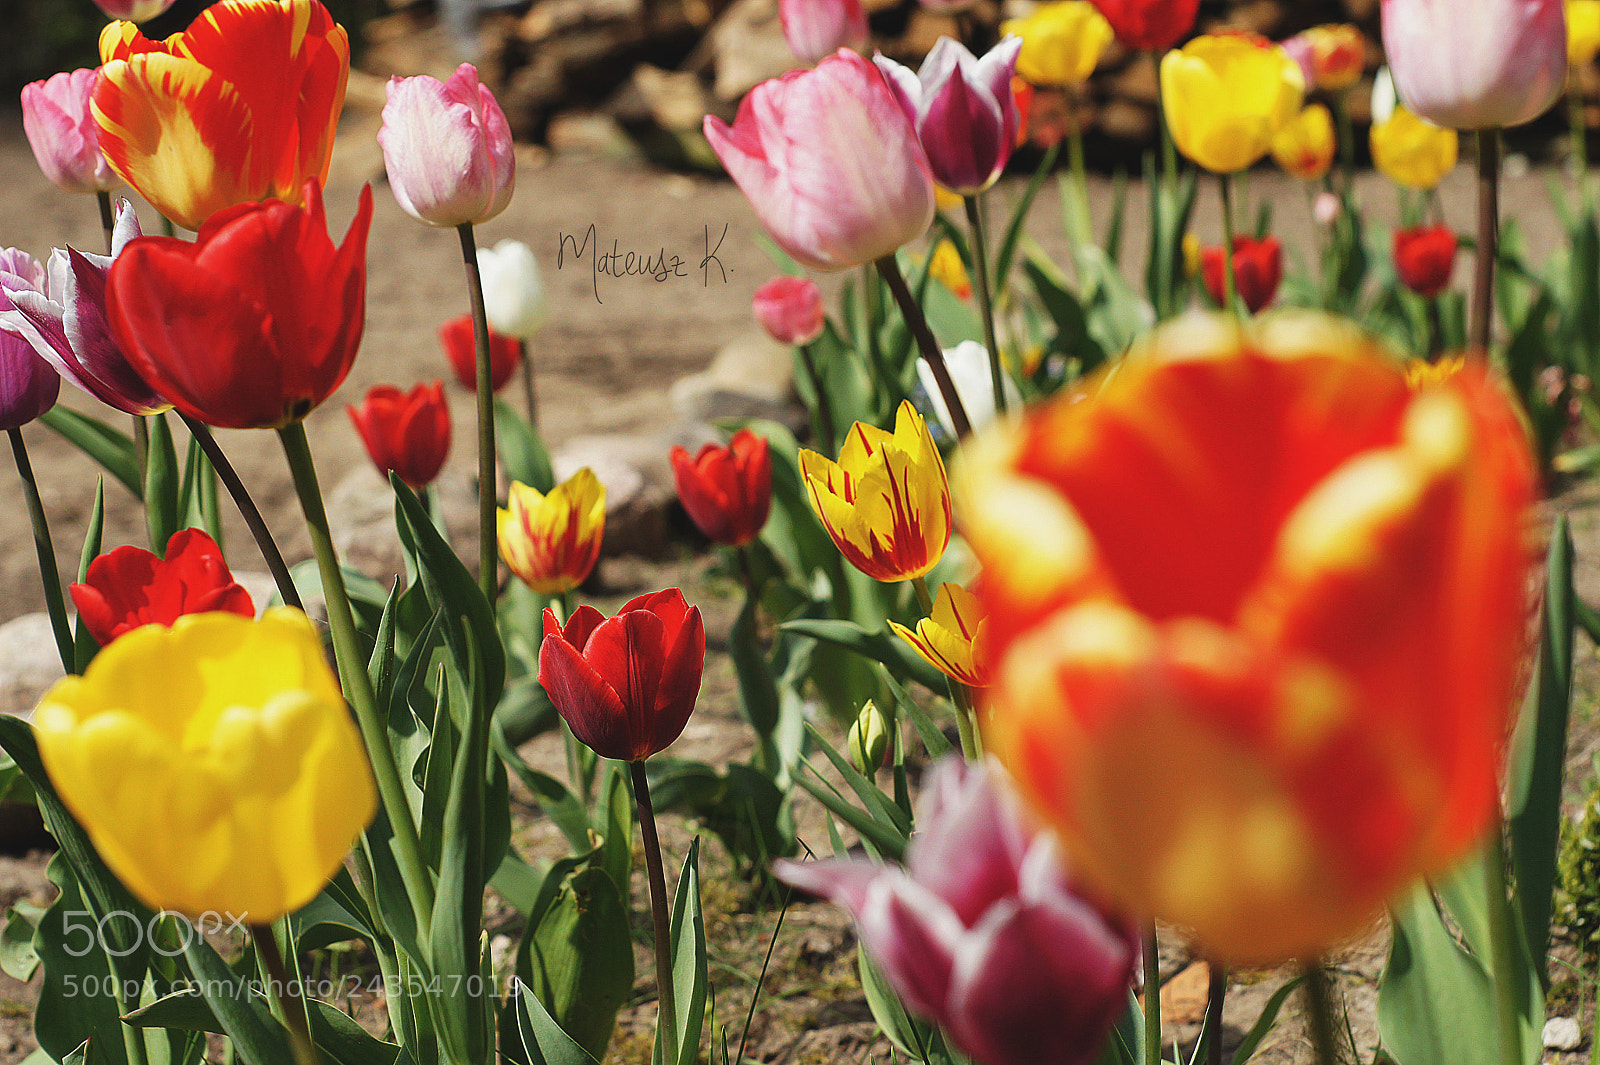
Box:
left=780, top=0, right=869, bottom=64
left=876, top=36, right=1023, bottom=196
left=704, top=50, right=935, bottom=272
left=774, top=756, right=1138, bottom=1065
left=1381, top=0, right=1566, bottom=129
left=21, top=69, right=118, bottom=194
left=89, top=0, right=177, bottom=20
left=0, top=251, right=62, bottom=429
left=752, top=275, right=825, bottom=345
left=378, top=63, right=515, bottom=227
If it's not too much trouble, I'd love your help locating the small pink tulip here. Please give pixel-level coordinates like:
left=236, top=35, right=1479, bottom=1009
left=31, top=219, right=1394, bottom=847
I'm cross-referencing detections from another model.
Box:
left=704, top=50, right=935, bottom=272
left=89, top=0, right=177, bottom=20
left=1381, top=0, right=1566, bottom=129
left=378, top=63, right=515, bottom=227
left=21, top=69, right=118, bottom=194
left=752, top=275, right=825, bottom=345
left=876, top=36, right=1023, bottom=196
left=781, top=0, right=869, bottom=64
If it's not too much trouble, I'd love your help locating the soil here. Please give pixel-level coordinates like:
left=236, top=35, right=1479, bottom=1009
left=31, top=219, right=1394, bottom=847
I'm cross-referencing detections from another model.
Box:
left=0, top=75, right=1598, bottom=1065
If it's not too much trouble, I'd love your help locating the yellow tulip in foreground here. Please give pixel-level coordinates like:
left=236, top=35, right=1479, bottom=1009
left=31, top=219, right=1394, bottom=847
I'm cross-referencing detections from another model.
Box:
left=1161, top=33, right=1305, bottom=174
left=890, top=581, right=990, bottom=687
left=33, top=609, right=376, bottom=921
left=800, top=400, right=951, bottom=583
left=1370, top=105, right=1459, bottom=191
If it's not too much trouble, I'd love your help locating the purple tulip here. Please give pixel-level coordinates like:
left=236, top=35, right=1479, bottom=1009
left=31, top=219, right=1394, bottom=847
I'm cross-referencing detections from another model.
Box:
left=875, top=37, right=1024, bottom=196
left=1381, top=0, right=1566, bottom=130
left=774, top=756, right=1138, bottom=1065
left=780, top=0, right=869, bottom=65
left=0, top=251, right=61, bottom=430
left=378, top=63, right=516, bottom=227
left=0, top=200, right=168, bottom=416
left=88, top=0, right=177, bottom=20
left=21, top=69, right=118, bottom=195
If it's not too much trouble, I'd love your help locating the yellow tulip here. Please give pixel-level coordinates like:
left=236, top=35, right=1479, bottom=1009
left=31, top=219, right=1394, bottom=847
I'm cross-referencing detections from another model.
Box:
left=1571, top=0, right=1600, bottom=66
left=1002, top=2, right=1115, bottom=88
left=1161, top=33, right=1305, bottom=174
left=890, top=582, right=991, bottom=687
left=1370, top=105, right=1458, bottom=191
left=1270, top=103, right=1335, bottom=181
left=800, top=400, right=952, bottom=583
left=33, top=609, right=375, bottom=921
left=497, top=468, right=606, bottom=595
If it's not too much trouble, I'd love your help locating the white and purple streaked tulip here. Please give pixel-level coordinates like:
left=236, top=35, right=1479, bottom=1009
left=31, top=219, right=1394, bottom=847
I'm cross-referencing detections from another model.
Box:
left=0, top=250, right=61, bottom=429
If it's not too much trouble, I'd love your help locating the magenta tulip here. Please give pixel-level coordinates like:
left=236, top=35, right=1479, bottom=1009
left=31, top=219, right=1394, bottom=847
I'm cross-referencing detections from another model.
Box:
left=704, top=50, right=936, bottom=272
left=0, top=251, right=62, bottom=429
left=875, top=36, right=1024, bottom=196
left=775, top=756, right=1138, bottom=1065
left=0, top=200, right=168, bottom=416
left=752, top=275, right=825, bottom=345
left=21, top=69, right=118, bottom=194
left=378, top=63, right=516, bottom=227
left=1381, top=0, right=1566, bottom=129
left=88, top=0, right=176, bottom=20
left=780, top=0, right=869, bottom=64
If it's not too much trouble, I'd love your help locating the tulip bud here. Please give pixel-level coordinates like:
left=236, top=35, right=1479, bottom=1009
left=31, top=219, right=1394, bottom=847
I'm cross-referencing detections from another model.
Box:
left=1393, top=223, right=1458, bottom=299
left=21, top=69, right=118, bottom=194
left=1282, top=24, right=1365, bottom=92
left=347, top=382, right=453, bottom=489
left=477, top=239, right=546, bottom=339
left=890, top=582, right=992, bottom=687
left=439, top=313, right=522, bottom=392
left=498, top=469, right=606, bottom=594
left=752, top=275, right=826, bottom=346
left=847, top=700, right=890, bottom=772
left=1270, top=103, right=1335, bottom=182
left=379, top=63, right=516, bottom=227
left=1200, top=236, right=1283, bottom=315
left=780, top=0, right=868, bottom=65
left=670, top=428, right=773, bottom=548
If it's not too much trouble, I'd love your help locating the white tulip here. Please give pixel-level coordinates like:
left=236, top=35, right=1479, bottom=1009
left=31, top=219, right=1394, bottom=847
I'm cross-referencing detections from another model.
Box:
left=918, top=339, right=1020, bottom=436
left=476, top=238, right=546, bottom=339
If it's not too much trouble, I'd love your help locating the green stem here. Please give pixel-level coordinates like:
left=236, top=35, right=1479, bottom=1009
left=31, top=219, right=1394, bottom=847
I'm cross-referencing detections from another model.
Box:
left=1483, top=823, right=1524, bottom=1065
left=1202, top=961, right=1226, bottom=1065
left=1142, top=923, right=1161, bottom=1065
left=1067, top=120, right=1094, bottom=248
left=796, top=342, right=837, bottom=455
left=10, top=428, right=72, bottom=674
left=631, top=760, right=679, bottom=1065
left=874, top=256, right=973, bottom=439
left=1304, top=961, right=1341, bottom=1065
left=1472, top=130, right=1501, bottom=352
left=1219, top=172, right=1239, bottom=315
left=97, top=190, right=115, bottom=257
left=1333, top=89, right=1356, bottom=198
left=518, top=338, right=539, bottom=430
left=963, top=195, right=1007, bottom=417
left=456, top=221, right=499, bottom=605
left=178, top=414, right=302, bottom=611
left=1572, top=81, right=1591, bottom=210
left=252, top=923, right=321, bottom=1065
left=276, top=421, right=432, bottom=938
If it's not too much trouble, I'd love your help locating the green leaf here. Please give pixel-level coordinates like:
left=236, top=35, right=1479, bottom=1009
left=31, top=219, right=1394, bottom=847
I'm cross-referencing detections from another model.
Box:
left=794, top=759, right=908, bottom=862
left=513, top=978, right=600, bottom=1065
left=524, top=868, right=634, bottom=1061
left=664, top=838, right=708, bottom=1065
left=1022, top=254, right=1105, bottom=376
left=1, top=902, right=41, bottom=981
left=730, top=591, right=781, bottom=768
left=993, top=141, right=1060, bottom=292
left=143, top=410, right=180, bottom=554
left=778, top=617, right=946, bottom=693
left=495, top=399, right=556, bottom=494
left=30, top=856, right=139, bottom=1065
left=181, top=931, right=295, bottom=1065
left=41, top=407, right=139, bottom=499
left=73, top=480, right=106, bottom=673
left=1229, top=975, right=1305, bottom=1065
left=875, top=664, right=951, bottom=760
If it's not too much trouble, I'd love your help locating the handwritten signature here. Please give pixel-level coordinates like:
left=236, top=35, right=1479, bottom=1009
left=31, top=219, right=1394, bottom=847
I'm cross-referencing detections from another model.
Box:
left=556, top=223, right=730, bottom=304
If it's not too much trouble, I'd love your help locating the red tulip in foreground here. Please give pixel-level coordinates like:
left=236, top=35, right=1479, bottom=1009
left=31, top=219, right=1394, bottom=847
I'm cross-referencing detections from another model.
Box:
left=1393, top=223, right=1458, bottom=299
left=106, top=181, right=372, bottom=430
left=671, top=429, right=773, bottom=548
left=348, top=382, right=452, bottom=489
left=959, top=312, right=1537, bottom=962
left=70, top=527, right=255, bottom=647
left=703, top=49, right=935, bottom=271
left=775, top=756, right=1138, bottom=1065
left=439, top=313, right=521, bottom=392
left=1200, top=235, right=1282, bottom=314
left=539, top=589, right=705, bottom=762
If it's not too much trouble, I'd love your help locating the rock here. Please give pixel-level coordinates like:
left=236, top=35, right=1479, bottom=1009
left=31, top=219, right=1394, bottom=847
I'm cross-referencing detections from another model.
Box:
left=0, top=614, right=67, bottom=719
left=668, top=329, right=803, bottom=429
left=686, top=0, right=796, bottom=102
left=1543, top=1016, right=1583, bottom=1052
left=608, top=65, right=726, bottom=169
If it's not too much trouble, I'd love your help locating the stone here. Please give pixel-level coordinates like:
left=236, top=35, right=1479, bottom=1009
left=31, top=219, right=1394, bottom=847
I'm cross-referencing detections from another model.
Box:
left=551, top=427, right=717, bottom=557
left=0, top=613, right=64, bottom=719
left=686, top=0, right=796, bottom=102
left=667, top=329, right=803, bottom=430
left=1543, top=1016, right=1583, bottom=1052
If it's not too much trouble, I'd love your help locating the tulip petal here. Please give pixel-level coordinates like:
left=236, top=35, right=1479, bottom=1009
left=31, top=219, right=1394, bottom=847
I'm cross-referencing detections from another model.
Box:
left=539, top=623, right=631, bottom=759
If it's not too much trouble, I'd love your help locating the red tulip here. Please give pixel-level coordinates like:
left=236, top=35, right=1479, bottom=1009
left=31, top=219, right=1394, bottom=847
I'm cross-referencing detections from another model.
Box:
left=106, top=181, right=372, bottom=430
left=670, top=428, right=773, bottom=547
left=1393, top=223, right=1458, bottom=299
left=1200, top=235, right=1282, bottom=314
left=438, top=313, right=521, bottom=392
left=1086, top=0, right=1199, bottom=52
left=539, top=589, right=705, bottom=762
left=69, top=527, right=255, bottom=647
left=347, top=381, right=452, bottom=488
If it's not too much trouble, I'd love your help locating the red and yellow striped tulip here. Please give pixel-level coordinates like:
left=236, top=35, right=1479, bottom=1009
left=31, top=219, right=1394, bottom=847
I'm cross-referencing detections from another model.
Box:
left=498, top=468, right=606, bottom=594
left=890, top=581, right=991, bottom=687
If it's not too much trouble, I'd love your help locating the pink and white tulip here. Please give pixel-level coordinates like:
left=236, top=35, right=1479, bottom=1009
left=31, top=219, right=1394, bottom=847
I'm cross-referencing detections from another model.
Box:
left=780, top=0, right=869, bottom=64
left=21, top=69, right=118, bottom=194
left=752, top=275, right=825, bottom=346
left=704, top=50, right=935, bottom=272
left=0, top=251, right=62, bottom=429
left=378, top=63, right=516, bottom=227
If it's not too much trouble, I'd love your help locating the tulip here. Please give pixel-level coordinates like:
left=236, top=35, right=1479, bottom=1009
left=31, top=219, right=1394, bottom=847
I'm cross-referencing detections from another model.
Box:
left=775, top=756, right=1139, bottom=1065
left=439, top=313, right=521, bottom=392
left=889, top=581, right=991, bottom=687
left=1282, top=25, right=1365, bottom=92
left=477, top=238, right=546, bottom=339
left=497, top=468, right=606, bottom=594
left=917, top=340, right=1019, bottom=437
left=1381, top=0, right=1566, bottom=129
left=539, top=588, right=705, bottom=762
left=21, top=69, right=118, bottom=194
left=1001, top=2, right=1114, bottom=88
left=1161, top=33, right=1305, bottom=174
left=1200, top=236, right=1282, bottom=314
left=33, top=608, right=376, bottom=920
left=0, top=253, right=62, bottom=430
left=1571, top=0, right=1600, bottom=65
left=89, top=0, right=176, bottom=20
left=928, top=241, right=972, bottom=300
left=780, top=0, right=868, bottom=65
left=93, top=0, right=349, bottom=230
left=958, top=311, right=1537, bottom=962
left=0, top=199, right=168, bottom=416
left=379, top=64, right=515, bottom=228
left=670, top=428, right=773, bottom=548
left=1393, top=223, right=1458, bottom=299
left=1270, top=103, right=1335, bottom=181
left=752, top=275, right=825, bottom=346
left=347, top=382, right=452, bottom=489
left=875, top=37, right=1024, bottom=196
left=68, top=527, right=255, bottom=648
left=106, top=181, right=372, bottom=430
left=799, top=400, right=951, bottom=583
left=704, top=50, right=936, bottom=272
left=1370, top=105, right=1459, bottom=190
left=847, top=699, right=891, bottom=772
left=1084, top=0, right=1198, bottom=52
